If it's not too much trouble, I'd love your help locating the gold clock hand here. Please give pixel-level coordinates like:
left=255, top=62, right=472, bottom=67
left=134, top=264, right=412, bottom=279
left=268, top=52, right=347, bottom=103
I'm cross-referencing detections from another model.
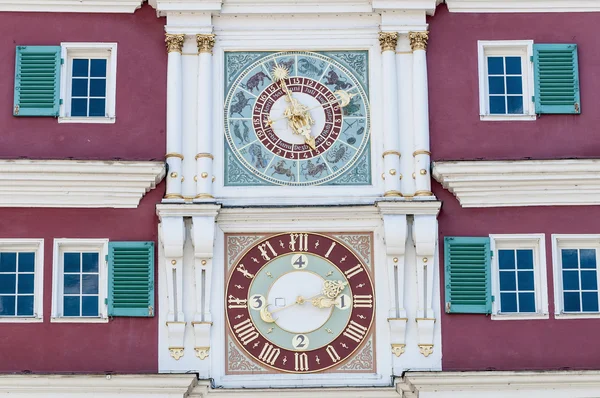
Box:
left=259, top=293, right=323, bottom=323
left=266, top=90, right=356, bottom=126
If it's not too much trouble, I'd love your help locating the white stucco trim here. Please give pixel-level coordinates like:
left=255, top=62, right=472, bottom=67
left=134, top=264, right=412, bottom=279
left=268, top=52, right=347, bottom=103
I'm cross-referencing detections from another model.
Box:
left=0, top=0, right=144, bottom=13
left=432, top=159, right=600, bottom=207
left=445, top=0, right=600, bottom=13
left=0, top=159, right=165, bottom=208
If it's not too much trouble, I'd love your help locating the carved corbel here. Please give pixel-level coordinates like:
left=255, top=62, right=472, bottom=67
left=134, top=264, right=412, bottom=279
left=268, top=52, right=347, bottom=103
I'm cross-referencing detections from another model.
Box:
left=159, top=216, right=186, bottom=360
left=412, top=214, right=437, bottom=357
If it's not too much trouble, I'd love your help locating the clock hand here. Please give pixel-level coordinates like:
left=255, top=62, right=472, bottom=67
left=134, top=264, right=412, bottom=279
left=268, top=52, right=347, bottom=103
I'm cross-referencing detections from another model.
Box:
left=259, top=293, right=323, bottom=324
left=310, top=280, right=349, bottom=309
left=266, top=90, right=357, bottom=126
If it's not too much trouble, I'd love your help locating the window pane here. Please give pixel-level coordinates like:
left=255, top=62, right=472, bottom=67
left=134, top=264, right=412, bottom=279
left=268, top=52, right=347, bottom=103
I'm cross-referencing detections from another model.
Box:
left=0, top=296, right=16, bottom=316
left=517, top=270, right=534, bottom=291
left=71, top=98, right=88, bottom=117
left=82, top=296, right=99, bottom=317
left=64, top=274, right=80, bottom=294
left=17, top=274, right=34, bottom=294
left=64, top=296, right=80, bottom=316
left=499, top=271, right=516, bottom=291
left=562, top=249, right=578, bottom=269
left=89, top=79, right=106, bottom=97
left=563, top=270, right=580, bottom=290
left=564, top=292, right=581, bottom=312
left=487, top=57, right=504, bottom=75
left=489, top=96, right=506, bottom=114
left=0, top=274, right=16, bottom=294
left=582, top=292, right=599, bottom=312
left=581, top=271, right=598, bottom=290
left=516, top=250, right=533, bottom=269
left=71, top=78, right=88, bottom=97
left=499, top=250, right=515, bottom=269
left=64, top=253, right=81, bottom=273
left=500, top=292, right=517, bottom=312
left=507, top=96, right=524, bottom=114
left=89, top=99, right=106, bottom=117
left=0, top=253, right=16, bottom=272
left=16, top=295, right=34, bottom=316
left=505, top=57, right=522, bottom=75
left=18, top=253, right=35, bottom=272
left=518, top=292, right=536, bottom=312
left=82, top=253, right=99, bottom=273
left=72, top=59, right=89, bottom=77
left=488, top=77, right=505, bottom=95
left=82, top=274, right=98, bottom=294
left=90, top=59, right=107, bottom=78
left=580, top=249, right=596, bottom=269
left=506, top=76, right=523, bottom=95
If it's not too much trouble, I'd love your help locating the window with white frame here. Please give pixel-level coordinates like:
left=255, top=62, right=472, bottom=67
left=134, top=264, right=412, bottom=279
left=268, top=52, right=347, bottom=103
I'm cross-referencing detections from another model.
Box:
left=0, top=239, right=44, bottom=322
left=478, top=41, right=535, bottom=121
left=59, top=43, right=117, bottom=123
left=52, top=239, right=108, bottom=322
left=552, top=235, right=600, bottom=318
left=491, top=234, right=548, bottom=319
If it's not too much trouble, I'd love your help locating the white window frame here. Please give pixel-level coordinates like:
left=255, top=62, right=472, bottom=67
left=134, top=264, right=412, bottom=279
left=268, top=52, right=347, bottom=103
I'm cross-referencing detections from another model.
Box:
left=58, top=43, right=117, bottom=124
left=552, top=234, right=600, bottom=320
left=0, top=239, right=44, bottom=323
left=51, top=238, right=109, bottom=323
left=490, top=234, right=548, bottom=320
left=477, top=40, right=536, bottom=121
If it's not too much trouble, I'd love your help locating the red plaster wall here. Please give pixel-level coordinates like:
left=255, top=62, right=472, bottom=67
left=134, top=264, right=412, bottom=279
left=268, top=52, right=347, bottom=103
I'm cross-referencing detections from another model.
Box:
left=427, top=5, right=600, bottom=161
left=0, top=4, right=166, bottom=161
left=435, top=182, right=600, bottom=371
left=0, top=183, right=163, bottom=373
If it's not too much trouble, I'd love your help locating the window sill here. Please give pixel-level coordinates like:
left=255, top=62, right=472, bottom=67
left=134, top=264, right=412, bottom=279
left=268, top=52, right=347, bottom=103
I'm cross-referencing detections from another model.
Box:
left=480, top=114, right=536, bottom=121
left=0, top=317, right=43, bottom=323
left=51, top=317, right=108, bottom=323
left=58, top=116, right=115, bottom=124
left=554, top=312, right=600, bottom=320
left=491, top=312, right=549, bottom=320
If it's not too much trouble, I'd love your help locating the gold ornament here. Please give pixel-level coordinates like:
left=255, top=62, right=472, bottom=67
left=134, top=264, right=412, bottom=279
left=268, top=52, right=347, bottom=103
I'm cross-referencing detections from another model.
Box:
left=196, top=34, right=216, bottom=54
left=409, top=31, right=429, bottom=51
left=379, top=31, right=399, bottom=52
left=165, top=34, right=185, bottom=54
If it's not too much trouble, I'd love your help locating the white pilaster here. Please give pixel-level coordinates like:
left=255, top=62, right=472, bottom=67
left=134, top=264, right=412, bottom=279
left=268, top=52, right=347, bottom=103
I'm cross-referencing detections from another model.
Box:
left=195, top=34, right=216, bottom=201
left=165, top=33, right=185, bottom=201
left=410, top=31, right=433, bottom=197
left=379, top=31, right=402, bottom=198
left=397, top=34, right=416, bottom=198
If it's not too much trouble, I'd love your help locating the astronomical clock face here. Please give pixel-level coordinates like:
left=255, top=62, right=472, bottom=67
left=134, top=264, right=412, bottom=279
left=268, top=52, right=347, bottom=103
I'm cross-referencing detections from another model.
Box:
left=224, top=51, right=371, bottom=186
left=225, top=233, right=375, bottom=373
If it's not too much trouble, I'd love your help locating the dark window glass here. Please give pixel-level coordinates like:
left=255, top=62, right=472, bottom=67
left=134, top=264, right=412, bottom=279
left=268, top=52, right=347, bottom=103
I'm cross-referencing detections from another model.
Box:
left=82, top=253, right=99, bottom=273
left=563, top=270, right=580, bottom=290
left=506, top=76, right=523, bottom=94
left=582, top=292, right=599, bottom=312
left=71, top=98, right=88, bottom=117
left=64, top=296, right=80, bottom=316
left=0, top=296, right=15, bottom=316
left=518, top=292, right=536, bottom=312
left=82, top=296, right=99, bottom=317
left=489, top=96, right=506, bottom=114
left=505, top=57, right=522, bottom=74
left=507, top=96, right=524, bottom=114
left=71, top=78, right=88, bottom=96
left=0, top=253, right=16, bottom=272
left=82, top=274, right=98, bottom=294
left=580, top=249, right=596, bottom=269
left=488, top=77, right=505, bottom=94
left=18, top=253, right=35, bottom=272
left=516, top=250, right=534, bottom=269
left=487, top=57, right=504, bottom=74
left=72, top=59, right=89, bottom=77
left=0, top=274, right=16, bottom=294
left=17, top=274, right=34, bottom=294
left=517, top=270, right=534, bottom=291
left=499, top=271, right=516, bottom=291
left=16, top=296, right=34, bottom=316
left=64, top=274, right=80, bottom=295
left=581, top=271, right=598, bottom=291
left=564, top=292, right=581, bottom=312
left=90, top=59, right=107, bottom=78
left=88, top=99, right=105, bottom=117
left=498, top=250, right=515, bottom=269
left=64, top=253, right=80, bottom=273
left=500, top=292, right=517, bottom=312
left=562, top=249, right=578, bottom=269
left=89, top=79, right=106, bottom=97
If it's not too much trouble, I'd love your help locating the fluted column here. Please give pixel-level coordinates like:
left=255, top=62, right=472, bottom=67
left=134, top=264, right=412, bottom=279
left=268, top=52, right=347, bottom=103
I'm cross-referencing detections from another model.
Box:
left=195, top=34, right=216, bottom=200
left=396, top=35, right=416, bottom=198
left=410, top=31, right=433, bottom=197
left=379, top=32, right=402, bottom=198
left=164, top=34, right=185, bottom=200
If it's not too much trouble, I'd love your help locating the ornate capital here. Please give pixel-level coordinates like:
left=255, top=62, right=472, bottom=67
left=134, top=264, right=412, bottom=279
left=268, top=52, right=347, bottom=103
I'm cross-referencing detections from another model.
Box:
left=196, top=34, right=216, bottom=54
left=165, top=34, right=185, bottom=54
left=378, top=32, right=399, bottom=52
left=409, top=31, right=429, bottom=52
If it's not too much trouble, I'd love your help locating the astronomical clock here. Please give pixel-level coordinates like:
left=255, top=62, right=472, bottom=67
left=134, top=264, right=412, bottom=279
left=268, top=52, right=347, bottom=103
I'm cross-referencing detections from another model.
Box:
left=225, top=233, right=376, bottom=374
left=224, top=51, right=371, bottom=186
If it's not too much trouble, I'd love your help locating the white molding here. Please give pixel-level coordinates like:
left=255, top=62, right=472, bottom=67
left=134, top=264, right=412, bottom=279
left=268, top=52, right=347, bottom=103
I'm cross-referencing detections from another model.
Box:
left=432, top=159, right=600, bottom=207
left=446, top=0, right=600, bottom=13
left=0, top=0, right=144, bottom=13
left=0, top=159, right=165, bottom=208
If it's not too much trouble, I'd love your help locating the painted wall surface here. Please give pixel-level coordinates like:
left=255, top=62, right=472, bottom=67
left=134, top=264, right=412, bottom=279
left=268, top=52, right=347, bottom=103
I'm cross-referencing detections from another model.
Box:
left=434, top=181, right=600, bottom=371
left=0, top=4, right=166, bottom=160
left=427, top=5, right=600, bottom=161
left=0, top=183, right=163, bottom=373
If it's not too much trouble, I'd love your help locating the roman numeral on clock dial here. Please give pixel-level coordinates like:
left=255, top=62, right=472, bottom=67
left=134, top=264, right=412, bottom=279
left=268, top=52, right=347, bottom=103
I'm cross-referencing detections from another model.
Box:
left=343, top=320, right=368, bottom=343
left=353, top=294, right=373, bottom=308
left=294, top=352, right=309, bottom=371
left=233, top=318, right=259, bottom=346
left=258, top=342, right=280, bottom=365
left=344, top=264, right=364, bottom=279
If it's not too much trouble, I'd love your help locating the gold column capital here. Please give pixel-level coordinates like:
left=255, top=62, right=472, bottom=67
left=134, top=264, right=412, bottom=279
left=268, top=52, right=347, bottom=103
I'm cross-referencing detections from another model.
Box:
left=196, top=34, right=216, bottom=54
left=409, top=31, right=429, bottom=52
left=165, top=33, right=185, bottom=54
left=378, top=31, right=399, bottom=52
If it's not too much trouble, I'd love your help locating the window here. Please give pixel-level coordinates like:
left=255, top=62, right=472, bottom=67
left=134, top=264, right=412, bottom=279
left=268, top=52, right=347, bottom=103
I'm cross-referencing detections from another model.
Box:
left=478, top=41, right=580, bottom=121
left=13, top=43, right=117, bottom=123
left=0, top=239, right=44, bottom=322
left=552, top=235, right=600, bottom=319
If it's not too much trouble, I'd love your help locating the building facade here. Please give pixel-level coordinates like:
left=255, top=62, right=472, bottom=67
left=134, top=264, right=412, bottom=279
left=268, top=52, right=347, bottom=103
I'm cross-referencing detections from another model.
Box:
left=0, top=1, right=599, bottom=397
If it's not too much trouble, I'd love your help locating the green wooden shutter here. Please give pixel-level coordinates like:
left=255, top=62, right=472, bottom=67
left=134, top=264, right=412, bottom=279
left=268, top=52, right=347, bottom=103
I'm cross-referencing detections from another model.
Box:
left=13, top=46, right=61, bottom=117
left=108, top=241, right=155, bottom=317
left=444, top=237, right=491, bottom=314
left=533, top=44, right=580, bottom=114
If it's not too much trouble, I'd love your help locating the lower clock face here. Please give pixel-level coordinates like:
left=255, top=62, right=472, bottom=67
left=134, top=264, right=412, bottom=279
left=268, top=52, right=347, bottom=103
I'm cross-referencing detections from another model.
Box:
left=226, top=233, right=375, bottom=373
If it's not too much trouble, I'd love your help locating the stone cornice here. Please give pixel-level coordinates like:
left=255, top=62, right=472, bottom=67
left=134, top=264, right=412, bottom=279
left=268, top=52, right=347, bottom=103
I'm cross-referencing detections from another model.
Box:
left=0, top=159, right=165, bottom=208
left=445, top=0, right=600, bottom=13
left=0, top=0, right=144, bottom=13
left=433, top=159, right=600, bottom=207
